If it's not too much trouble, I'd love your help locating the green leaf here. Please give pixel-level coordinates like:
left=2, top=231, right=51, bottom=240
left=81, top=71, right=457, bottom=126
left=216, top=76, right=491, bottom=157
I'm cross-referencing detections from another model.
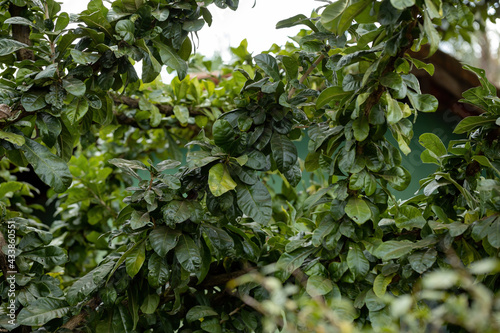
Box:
left=173, top=105, right=189, bottom=125
left=352, top=116, right=369, bottom=141
left=208, top=163, right=237, bottom=197
left=4, top=16, right=37, bottom=29
left=373, top=274, right=394, bottom=298
left=312, top=218, right=336, bottom=247
left=115, top=19, right=135, bottom=43
left=125, top=240, right=146, bottom=278
left=152, top=8, right=170, bottom=21
left=488, top=219, right=500, bottom=248
left=201, top=318, right=222, bottom=333
left=149, top=226, right=181, bottom=257
left=281, top=55, right=298, bottom=80
left=276, top=14, right=318, bottom=32
left=254, top=53, right=280, bottom=81
left=386, top=97, right=403, bottom=124
left=423, top=11, right=440, bottom=56
left=347, top=243, right=370, bottom=279
left=276, top=247, right=315, bottom=280
left=183, top=19, right=205, bottom=32
left=395, top=205, right=426, bottom=230
left=0, top=38, right=28, bottom=56
left=321, top=0, right=349, bottom=27
left=148, top=253, right=170, bottom=288
left=345, top=197, right=372, bottom=225
left=153, top=40, right=188, bottom=80
left=162, top=200, right=194, bottom=225
left=390, top=0, right=415, bottom=10
left=186, top=305, right=218, bottom=323
left=64, top=98, right=89, bottom=124
left=63, top=78, right=86, bottom=97
left=0, top=130, right=25, bottom=146
left=18, top=298, right=70, bottom=326
left=67, top=259, right=116, bottom=305
left=419, top=133, right=446, bottom=159
left=236, top=182, right=272, bottom=225
left=408, top=248, right=437, bottom=273
left=22, top=245, right=67, bottom=267
left=271, top=133, right=298, bottom=173
left=306, top=275, right=334, bottom=297
left=175, top=234, right=202, bottom=272
left=22, top=91, right=47, bottom=111
left=453, top=116, right=495, bottom=134
left=374, top=240, right=415, bottom=261
left=21, top=138, right=72, bottom=193
left=407, top=91, right=438, bottom=112
left=140, top=294, right=160, bottom=314
left=316, top=86, right=351, bottom=109
left=336, top=0, right=370, bottom=35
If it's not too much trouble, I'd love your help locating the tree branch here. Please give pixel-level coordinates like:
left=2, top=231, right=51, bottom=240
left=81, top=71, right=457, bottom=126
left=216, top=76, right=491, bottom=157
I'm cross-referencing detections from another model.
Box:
left=60, top=267, right=253, bottom=330
left=8, top=4, right=34, bottom=61
left=288, top=54, right=326, bottom=99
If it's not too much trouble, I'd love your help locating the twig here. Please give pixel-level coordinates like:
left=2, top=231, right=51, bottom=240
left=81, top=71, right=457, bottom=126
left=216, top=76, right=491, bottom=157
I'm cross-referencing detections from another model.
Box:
left=288, top=53, right=326, bottom=99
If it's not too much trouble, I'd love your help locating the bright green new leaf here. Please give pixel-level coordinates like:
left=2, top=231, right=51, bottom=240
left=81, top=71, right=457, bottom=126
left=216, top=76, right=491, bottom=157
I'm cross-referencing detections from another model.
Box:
left=0, top=130, right=25, bottom=146
left=453, top=116, right=496, bottom=134
left=345, top=197, right=372, bottom=225
left=125, top=240, right=146, bottom=278
left=316, top=86, right=351, bottom=109
left=373, top=274, right=395, bottom=298
left=208, top=163, right=237, bottom=197
left=321, top=0, right=349, bottom=27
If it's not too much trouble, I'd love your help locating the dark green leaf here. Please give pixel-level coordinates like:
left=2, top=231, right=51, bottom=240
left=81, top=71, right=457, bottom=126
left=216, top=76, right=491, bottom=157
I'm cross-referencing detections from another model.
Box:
left=22, top=138, right=72, bottom=193
left=254, top=53, right=280, bottom=81
left=236, top=182, right=272, bottom=225
left=149, top=226, right=181, bottom=257
left=175, top=234, right=201, bottom=272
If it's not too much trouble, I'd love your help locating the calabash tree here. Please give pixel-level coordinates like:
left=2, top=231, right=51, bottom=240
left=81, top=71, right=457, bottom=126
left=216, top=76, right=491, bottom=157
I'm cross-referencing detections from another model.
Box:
left=0, top=0, right=499, bottom=332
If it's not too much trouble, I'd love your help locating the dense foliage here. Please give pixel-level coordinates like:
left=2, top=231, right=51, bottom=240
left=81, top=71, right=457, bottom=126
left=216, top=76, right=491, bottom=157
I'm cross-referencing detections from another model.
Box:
left=0, top=0, right=499, bottom=332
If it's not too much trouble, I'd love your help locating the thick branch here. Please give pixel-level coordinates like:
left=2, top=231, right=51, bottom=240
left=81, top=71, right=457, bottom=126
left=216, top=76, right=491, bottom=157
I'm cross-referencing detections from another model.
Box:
left=8, top=4, right=34, bottom=61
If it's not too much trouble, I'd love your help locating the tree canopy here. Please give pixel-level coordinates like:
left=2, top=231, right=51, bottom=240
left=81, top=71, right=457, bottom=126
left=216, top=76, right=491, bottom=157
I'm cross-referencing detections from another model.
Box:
left=0, top=0, right=499, bottom=332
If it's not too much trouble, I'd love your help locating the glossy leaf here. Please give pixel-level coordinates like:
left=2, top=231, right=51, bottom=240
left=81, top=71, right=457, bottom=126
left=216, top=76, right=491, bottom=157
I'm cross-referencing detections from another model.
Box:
left=236, top=182, right=272, bottom=225
left=175, top=234, right=202, bottom=272
left=22, top=138, right=72, bottom=193
left=208, top=163, right=237, bottom=197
